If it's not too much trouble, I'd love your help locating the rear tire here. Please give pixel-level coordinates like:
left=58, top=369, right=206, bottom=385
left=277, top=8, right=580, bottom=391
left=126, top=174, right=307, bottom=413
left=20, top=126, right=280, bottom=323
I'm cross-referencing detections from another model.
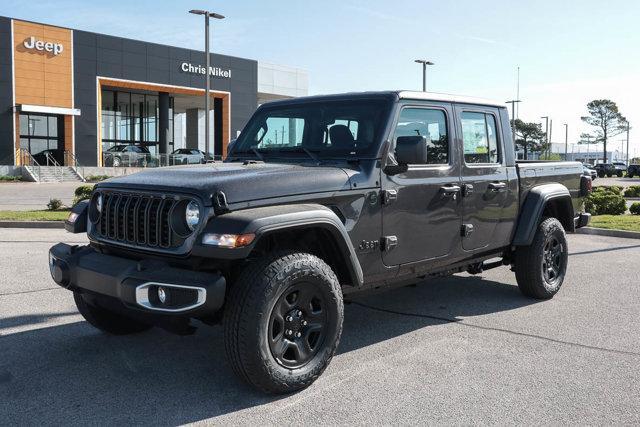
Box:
left=514, top=218, right=568, bottom=300
left=223, top=251, right=344, bottom=394
left=74, top=292, right=153, bottom=335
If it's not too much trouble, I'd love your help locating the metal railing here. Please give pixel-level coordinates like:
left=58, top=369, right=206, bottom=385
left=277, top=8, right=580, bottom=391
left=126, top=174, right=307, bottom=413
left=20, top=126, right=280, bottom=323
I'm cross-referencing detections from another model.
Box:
left=44, top=151, right=63, bottom=181
left=63, top=151, right=86, bottom=181
left=16, top=148, right=42, bottom=182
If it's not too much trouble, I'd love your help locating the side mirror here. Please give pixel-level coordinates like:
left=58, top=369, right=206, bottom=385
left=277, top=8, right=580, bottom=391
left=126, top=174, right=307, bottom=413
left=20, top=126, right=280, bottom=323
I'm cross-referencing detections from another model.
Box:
left=395, top=135, right=429, bottom=165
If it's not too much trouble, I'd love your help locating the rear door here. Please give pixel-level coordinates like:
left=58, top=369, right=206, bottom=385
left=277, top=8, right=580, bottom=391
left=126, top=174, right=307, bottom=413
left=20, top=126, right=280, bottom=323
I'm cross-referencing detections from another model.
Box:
left=455, top=105, right=511, bottom=251
left=381, top=102, right=462, bottom=266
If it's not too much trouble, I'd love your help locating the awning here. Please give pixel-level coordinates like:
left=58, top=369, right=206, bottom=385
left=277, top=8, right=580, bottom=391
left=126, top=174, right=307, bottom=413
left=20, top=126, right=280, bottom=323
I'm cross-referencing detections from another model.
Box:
left=15, top=104, right=81, bottom=116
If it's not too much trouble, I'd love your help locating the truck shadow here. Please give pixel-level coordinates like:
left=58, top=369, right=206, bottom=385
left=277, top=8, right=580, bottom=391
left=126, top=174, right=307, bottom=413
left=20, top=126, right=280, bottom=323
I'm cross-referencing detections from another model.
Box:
left=0, top=275, right=535, bottom=425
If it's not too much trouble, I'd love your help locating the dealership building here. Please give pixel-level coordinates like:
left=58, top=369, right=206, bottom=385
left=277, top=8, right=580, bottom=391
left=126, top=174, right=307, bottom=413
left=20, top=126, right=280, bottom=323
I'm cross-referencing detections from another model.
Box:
left=0, top=16, right=307, bottom=172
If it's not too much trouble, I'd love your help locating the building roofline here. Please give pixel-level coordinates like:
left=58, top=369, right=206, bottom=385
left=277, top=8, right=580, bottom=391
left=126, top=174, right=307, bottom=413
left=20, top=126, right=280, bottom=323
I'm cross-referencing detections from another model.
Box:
left=0, top=15, right=256, bottom=64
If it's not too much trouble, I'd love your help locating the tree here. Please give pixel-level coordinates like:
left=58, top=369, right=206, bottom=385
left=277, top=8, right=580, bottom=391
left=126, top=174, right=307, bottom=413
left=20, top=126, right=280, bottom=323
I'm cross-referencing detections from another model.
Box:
left=511, top=119, right=547, bottom=160
left=581, top=99, right=627, bottom=163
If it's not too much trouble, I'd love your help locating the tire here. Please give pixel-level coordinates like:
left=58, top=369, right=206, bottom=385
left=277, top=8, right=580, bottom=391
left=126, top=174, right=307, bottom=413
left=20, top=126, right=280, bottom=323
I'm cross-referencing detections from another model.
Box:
left=514, top=217, right=568, bottom=300
left=628, top=173, right=634, bottom=178
left=223, top=251, right=344, bottom=394
left=73, top=292, right=153, bottom=335
left=617, top=171, right=623, bottom=177
left=607, top=173, right=613, bottom=178
left=112, top=156, right=121, bottom=167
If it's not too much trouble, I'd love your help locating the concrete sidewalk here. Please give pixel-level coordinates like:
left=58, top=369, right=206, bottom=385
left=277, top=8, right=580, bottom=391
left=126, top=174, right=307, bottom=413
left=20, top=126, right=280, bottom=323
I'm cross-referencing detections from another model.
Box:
left=0, top=182, right=87, bottom=211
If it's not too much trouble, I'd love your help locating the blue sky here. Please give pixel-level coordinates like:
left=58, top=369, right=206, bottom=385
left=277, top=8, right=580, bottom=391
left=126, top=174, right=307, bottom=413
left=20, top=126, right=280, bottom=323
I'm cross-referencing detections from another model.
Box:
left=2, top=0, right=639, bottom=157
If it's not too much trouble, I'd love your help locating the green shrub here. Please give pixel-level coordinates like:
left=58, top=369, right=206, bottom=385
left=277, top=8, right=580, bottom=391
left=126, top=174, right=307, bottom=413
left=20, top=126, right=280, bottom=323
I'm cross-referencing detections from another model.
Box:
left=592, top=185, right=623, bottom=195
left=623, top=186, right=640, bottom=198
left=630, top=203, right=640, bottom=215
left=85, top=175, right=110, bottom=182
left=47, top=198, right=63, bottom=211
left=72, top=184, right=94, bottom=205
left=585, top=187, right=627, bottom=215
left=0, top=175, right=22, bottom=182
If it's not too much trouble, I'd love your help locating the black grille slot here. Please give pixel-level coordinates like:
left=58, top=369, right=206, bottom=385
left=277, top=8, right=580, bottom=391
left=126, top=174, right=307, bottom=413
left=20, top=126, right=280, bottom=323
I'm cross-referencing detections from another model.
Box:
left=94, top=191, right=187, bottom=251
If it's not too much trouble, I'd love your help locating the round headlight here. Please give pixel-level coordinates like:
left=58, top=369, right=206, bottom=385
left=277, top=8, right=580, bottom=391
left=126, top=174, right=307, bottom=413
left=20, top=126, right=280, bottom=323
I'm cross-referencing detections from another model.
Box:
left=185, top=200, right=200, bottom=231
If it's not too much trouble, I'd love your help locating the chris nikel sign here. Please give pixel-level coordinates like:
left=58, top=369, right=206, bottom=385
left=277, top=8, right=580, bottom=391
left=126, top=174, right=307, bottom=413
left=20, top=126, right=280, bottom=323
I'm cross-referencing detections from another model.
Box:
left=180, top=62, right=231, bottom=78
left=23, top=36, right=64, bottom=56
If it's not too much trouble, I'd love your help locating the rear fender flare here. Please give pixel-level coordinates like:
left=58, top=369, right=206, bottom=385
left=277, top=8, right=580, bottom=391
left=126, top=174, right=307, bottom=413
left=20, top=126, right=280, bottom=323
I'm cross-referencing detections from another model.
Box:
left=512, top=183, right=574, bottom=246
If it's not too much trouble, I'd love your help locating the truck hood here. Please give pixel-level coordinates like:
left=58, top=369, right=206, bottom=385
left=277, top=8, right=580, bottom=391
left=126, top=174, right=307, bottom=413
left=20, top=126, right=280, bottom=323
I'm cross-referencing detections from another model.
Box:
left=98, top=162, right=353, bottom=205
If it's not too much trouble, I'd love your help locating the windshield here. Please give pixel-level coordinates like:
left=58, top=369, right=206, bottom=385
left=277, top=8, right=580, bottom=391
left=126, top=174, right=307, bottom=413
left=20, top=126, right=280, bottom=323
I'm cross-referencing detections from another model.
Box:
left=230, top=99, right=392, bottom=159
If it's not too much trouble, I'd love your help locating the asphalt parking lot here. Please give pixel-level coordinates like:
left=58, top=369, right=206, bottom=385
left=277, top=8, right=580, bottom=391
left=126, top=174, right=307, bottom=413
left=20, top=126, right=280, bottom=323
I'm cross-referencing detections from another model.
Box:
left=1, top=229, right=639, bottom=424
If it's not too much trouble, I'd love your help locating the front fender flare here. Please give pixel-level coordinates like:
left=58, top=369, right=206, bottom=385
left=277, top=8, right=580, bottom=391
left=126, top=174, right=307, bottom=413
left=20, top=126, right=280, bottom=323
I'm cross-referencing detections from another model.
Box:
left=192, top=204, right=364, bottom=287
left=512, top=183, right=574, bottom=246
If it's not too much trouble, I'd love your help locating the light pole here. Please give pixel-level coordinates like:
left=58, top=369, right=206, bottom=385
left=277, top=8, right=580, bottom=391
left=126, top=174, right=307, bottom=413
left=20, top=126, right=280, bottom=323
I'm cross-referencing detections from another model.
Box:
left=626, top=121, right=631, bottom=166
left=564, top=123, right=568, bottom=160
left=506, top=100, right=521, bottom=149
left=190, top=9, right=225, bottom=161
left=414, top=59, right=434, bottom=91
left=541, top=116, right=549, bottom=158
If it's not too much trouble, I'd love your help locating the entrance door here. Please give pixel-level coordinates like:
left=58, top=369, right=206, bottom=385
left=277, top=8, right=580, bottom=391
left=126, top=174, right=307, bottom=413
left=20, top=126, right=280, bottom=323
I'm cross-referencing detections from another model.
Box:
left=382, top=102, right=462, bottom=266
left=455, top=107, right=510, bottom=251
left=19, top=113, right=64, bottom=164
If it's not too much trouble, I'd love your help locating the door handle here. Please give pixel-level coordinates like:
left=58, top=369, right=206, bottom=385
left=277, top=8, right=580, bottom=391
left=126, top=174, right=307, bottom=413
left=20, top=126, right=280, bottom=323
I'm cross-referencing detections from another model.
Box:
left=440, top=185, right=461, bottom=197
left=488, top=182, right=507, bottom=192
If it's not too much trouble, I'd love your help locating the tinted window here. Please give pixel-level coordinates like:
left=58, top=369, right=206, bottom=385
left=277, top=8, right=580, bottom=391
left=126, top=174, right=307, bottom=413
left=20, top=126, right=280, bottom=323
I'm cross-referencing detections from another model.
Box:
left=461, top=112, right=500, bottom=164
left=394, top=108, right=448, bottom=164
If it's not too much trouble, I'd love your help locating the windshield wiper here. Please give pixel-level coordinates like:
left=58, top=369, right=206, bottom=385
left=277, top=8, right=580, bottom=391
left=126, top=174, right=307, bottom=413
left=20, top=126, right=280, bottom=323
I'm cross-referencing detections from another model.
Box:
left=251, top=148, right=265, bottom=161
left=299, top=147, right=321, bottom=164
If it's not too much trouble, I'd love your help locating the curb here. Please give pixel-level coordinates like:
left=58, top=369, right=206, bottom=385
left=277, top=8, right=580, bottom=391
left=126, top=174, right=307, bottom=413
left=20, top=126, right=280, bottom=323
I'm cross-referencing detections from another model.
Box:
left=576, top=227, right=640, bottom=240
left=0, top=221, right=64, bottom=229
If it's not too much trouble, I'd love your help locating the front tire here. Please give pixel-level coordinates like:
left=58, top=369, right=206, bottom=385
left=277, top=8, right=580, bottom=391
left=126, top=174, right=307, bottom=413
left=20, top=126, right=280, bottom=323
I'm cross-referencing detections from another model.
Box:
left=514, top=218, right=568, bottom=299
left=223, top=251, right=344, bottom=394
left=73, top=292, right=153, bottom=335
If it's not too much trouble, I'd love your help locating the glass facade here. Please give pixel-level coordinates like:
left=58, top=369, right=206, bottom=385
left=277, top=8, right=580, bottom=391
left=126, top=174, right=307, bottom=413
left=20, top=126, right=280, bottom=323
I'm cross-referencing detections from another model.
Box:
left=101, top=89, right=174, bottom=156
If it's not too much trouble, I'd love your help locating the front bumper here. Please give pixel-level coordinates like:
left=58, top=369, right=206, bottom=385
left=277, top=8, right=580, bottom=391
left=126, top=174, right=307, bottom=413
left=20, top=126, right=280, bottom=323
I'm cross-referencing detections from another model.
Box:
left=49, top=243, right=226, bottom=316
left=575, top=212, right=591, bottom=229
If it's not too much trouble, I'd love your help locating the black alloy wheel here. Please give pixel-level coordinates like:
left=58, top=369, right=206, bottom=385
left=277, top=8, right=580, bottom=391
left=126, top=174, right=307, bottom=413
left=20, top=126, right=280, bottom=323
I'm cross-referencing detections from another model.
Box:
left=268, top=283, right=328, bottom=369
left=514, top=217, right=568, bottom=299
left=542, top=234, right=564, bottom=287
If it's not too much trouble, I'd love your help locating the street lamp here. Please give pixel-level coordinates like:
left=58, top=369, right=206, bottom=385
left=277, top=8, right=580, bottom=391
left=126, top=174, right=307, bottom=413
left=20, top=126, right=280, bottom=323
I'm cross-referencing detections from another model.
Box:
left=541, top=116, right=549, bottom=159
left=189, top=9, right=225, bottom=161
left=414, top=59, right=434, bottom=92
left=506, top=99, right=521, bottom=148
left=564, top=123, right=568, bottom=159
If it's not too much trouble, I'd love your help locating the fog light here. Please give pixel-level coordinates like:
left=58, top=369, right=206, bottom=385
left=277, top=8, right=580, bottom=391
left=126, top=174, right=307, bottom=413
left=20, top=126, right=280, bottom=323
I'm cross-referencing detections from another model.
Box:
left=202, top=233, right=255, bottom=248
left=158, top=287, right=168, bottom=304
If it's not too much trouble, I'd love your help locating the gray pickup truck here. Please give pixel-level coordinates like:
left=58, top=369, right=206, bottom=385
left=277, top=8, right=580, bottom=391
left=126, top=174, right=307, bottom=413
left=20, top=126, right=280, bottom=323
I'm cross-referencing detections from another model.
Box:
left=50, top=91, right=591, bottom=394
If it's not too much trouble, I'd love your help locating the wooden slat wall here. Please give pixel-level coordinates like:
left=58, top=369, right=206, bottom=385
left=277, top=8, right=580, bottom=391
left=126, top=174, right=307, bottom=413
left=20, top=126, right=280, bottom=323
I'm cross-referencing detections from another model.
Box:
left=13, top=20, right=72, bottom=108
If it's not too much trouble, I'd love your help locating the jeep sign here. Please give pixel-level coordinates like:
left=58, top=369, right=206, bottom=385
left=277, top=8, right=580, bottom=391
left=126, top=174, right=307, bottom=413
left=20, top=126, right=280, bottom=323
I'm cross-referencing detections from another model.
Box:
left=23, top=36, right=64, bottom=56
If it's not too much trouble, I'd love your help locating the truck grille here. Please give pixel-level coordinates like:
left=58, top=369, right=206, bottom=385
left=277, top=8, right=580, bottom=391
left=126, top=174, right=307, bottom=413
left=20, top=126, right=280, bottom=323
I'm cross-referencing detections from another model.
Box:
left=95, top=191, right=184, bottom=250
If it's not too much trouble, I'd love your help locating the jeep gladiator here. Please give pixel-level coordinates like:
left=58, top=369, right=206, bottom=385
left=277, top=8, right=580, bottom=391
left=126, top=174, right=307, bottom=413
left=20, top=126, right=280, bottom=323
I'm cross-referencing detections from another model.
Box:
left=49, top=91, right=591, bottom=393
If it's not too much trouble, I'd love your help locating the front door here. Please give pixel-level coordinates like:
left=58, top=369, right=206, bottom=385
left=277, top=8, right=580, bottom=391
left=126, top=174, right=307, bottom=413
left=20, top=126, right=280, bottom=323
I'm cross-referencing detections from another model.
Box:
left=382, top=102, right=462, bottom=266
left=455, top=106, right=510, bottom=251
left=19, top=113, right=64, bottom=163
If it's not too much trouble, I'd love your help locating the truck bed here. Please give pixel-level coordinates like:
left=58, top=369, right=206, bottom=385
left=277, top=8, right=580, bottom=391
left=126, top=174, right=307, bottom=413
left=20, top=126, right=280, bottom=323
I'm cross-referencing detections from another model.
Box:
left=516, top=160, right=584, bottom=213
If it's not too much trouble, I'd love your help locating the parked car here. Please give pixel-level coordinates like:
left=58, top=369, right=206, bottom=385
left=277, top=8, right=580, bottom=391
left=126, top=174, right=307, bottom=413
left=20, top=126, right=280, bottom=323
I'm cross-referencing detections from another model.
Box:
left=582, top=165, right=596, bottom=180
left=613, top=162, right=627, bottom=177
left=103, top=145, right=150, bottom=167
left=594, top=163, right=617, bottom=178
left=627, top=164, right=640, bottom=178
left=50, top=91, right=591, bottom=394
left=170, top=149, right=207, bottom=165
